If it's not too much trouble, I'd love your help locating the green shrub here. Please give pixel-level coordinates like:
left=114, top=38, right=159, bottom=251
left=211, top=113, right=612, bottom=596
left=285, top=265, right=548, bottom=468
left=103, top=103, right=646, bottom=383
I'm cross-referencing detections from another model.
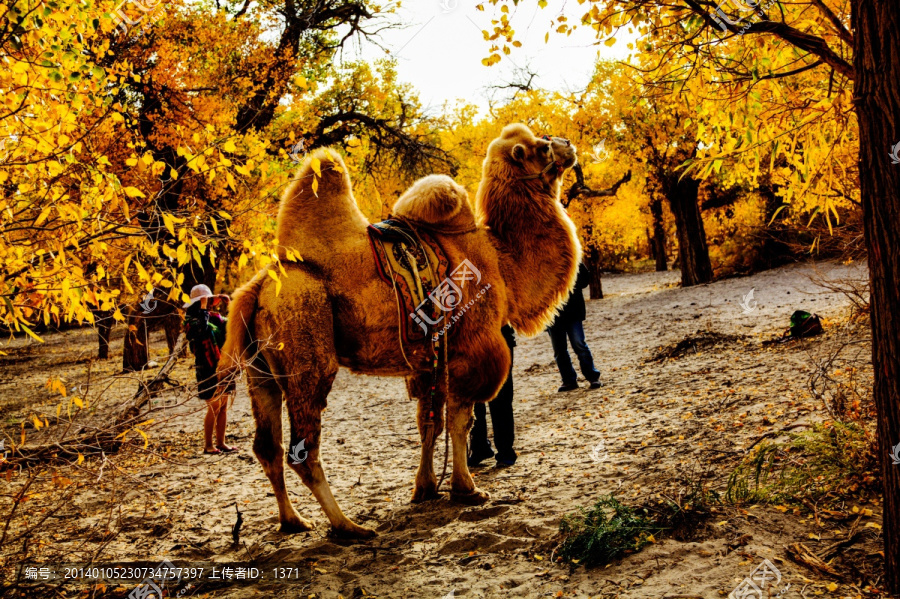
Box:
left=725, top=422, right=877, bottom=505
left=557, top=494, right=664, bottom=567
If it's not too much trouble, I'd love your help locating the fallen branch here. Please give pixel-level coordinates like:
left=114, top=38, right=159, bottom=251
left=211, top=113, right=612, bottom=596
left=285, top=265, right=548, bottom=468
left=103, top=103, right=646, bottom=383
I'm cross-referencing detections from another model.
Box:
left=2, top=334, right=187, bottom=469
left=785, top=542, right=843, bottom=579
left=118, top=333, right=187, bottom=425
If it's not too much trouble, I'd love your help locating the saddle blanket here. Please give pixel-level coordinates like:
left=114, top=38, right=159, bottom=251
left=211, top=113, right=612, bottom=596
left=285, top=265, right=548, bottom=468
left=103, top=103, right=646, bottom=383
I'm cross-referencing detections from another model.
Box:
left=367, top=218, right=452, bottom=344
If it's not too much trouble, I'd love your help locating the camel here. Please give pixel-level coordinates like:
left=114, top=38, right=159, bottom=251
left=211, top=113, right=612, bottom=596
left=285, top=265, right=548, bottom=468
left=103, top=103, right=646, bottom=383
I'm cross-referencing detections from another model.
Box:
left=218, top=123, right=581, bottom=537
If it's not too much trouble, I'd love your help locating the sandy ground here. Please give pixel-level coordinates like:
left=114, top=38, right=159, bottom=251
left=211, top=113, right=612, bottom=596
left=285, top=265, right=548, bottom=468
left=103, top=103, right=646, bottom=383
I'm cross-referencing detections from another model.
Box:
left=0, top=260, right=888, bottom=599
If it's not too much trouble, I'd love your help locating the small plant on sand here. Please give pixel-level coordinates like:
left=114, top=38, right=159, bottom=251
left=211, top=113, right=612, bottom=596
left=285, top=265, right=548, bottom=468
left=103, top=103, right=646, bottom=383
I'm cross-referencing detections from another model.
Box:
left=725, top=422, right=877, bottom=505
left=557, top=494, right=664, bottom=567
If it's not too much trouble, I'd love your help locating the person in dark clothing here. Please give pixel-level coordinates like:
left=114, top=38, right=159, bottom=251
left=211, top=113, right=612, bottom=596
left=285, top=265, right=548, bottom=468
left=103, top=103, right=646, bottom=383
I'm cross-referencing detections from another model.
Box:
left=184, top=284, right=236, bottom=454
left=468, top=325, right=517, bottom=467
left=548, top=263, right=602, bottom=392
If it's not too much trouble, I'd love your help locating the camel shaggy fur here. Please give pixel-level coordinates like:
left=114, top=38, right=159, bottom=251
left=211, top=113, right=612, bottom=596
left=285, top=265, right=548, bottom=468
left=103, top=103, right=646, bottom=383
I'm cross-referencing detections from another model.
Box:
left=219, top=123, right=581, bottom=537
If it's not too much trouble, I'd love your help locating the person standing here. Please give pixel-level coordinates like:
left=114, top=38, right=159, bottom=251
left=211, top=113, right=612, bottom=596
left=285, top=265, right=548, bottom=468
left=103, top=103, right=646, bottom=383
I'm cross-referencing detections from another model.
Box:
left=548, top=263, right=602, bottom=392
left=468, top=325, right=517, bottom=467
left=184, top=284, right=237, bottom=454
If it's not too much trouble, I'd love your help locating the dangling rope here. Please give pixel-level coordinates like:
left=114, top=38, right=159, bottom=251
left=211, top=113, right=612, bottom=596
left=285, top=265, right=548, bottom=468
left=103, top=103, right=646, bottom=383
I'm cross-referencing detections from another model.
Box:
left=381, top=219, right=453, bottom=492
left=436, top=331, right=450, bottom=492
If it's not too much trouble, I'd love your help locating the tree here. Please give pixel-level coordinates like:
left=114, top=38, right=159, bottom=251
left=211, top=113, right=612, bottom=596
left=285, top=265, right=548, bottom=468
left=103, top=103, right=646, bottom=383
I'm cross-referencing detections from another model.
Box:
left=648, top=194, right=668, bottom=271
left=484, top=0, right=897, bottom=588
left=854, top=3, right=900, bottom=587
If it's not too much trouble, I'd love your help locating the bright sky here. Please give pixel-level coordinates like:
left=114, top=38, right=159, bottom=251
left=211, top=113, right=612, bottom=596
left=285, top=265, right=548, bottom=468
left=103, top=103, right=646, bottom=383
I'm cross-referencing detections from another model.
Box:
left=345, top=0, right=634, bottom=116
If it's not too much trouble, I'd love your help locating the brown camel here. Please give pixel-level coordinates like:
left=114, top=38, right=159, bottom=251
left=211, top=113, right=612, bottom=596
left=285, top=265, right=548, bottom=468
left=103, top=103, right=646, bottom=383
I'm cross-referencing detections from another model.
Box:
left=218, top=123, right=581, bottom=537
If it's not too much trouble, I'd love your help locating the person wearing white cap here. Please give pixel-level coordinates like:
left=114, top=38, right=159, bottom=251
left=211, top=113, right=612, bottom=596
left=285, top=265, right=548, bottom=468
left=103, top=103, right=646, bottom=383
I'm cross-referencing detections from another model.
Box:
left=183, top=284, right=236, bottom=454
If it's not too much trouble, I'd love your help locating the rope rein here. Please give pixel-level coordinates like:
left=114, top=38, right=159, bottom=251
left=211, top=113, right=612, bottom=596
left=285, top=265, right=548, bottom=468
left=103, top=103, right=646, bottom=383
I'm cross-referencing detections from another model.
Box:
left=391, top=220, right=453, bottom=493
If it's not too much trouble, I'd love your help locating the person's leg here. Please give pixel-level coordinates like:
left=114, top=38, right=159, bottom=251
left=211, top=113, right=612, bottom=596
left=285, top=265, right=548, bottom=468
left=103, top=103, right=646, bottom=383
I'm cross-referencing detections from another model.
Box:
left=468, top=402, right=494, bottom=466
left=548, top=325, right=578, bottom=389
left=489, top=344, right=516, bottom=464
left=198, top=368, right=219, bottom=452
left=567, top=321, right=601, bottom=383
left=204, top=401, right=217, bottom=452
left=214, top=393, right=233, bottom=450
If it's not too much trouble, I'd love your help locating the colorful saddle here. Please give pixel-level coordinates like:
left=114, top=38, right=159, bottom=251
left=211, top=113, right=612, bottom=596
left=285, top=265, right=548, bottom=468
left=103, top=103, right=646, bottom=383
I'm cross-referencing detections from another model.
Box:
left=367, top=218, right=451, bottom=344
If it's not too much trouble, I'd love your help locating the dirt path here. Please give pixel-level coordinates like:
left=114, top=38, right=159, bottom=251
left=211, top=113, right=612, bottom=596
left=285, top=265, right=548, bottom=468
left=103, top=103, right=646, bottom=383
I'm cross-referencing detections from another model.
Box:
left=1, top=260, right=886, bottom=598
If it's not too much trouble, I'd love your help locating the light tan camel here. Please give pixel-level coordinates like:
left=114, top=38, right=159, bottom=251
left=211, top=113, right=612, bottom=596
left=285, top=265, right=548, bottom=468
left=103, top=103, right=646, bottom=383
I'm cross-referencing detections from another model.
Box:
left=219, top=124, right=581, bottom=537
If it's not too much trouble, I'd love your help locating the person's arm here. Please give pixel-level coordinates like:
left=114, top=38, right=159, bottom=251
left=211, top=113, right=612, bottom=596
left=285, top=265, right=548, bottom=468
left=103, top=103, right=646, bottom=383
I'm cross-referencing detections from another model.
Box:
left=575, top=263, right=590, bottom=290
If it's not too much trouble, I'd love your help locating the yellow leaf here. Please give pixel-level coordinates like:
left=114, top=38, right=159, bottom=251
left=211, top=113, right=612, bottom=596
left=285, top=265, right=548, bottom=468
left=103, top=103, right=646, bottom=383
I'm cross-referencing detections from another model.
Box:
left=77, top=453, right=84, bottom=465
left=826, top=582, right=838, bottom=592
left=162, top=213, right=176, bottom=236
left=222, top=139, right=237, bottom=153
left=310, top=156, right=322, bottom=177
left=123, top=186, right=145, bottom=198
left=32, top=415, right=43, bottom=429
left=21, top=324, right=44, bottom=343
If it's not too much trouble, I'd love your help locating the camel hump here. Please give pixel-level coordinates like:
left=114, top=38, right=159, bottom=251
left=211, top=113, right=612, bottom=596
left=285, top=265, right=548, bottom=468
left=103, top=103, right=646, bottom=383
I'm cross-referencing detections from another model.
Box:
left=393, top=175, right=474, bottom=227
left=275, top=147, right=369, bottom=259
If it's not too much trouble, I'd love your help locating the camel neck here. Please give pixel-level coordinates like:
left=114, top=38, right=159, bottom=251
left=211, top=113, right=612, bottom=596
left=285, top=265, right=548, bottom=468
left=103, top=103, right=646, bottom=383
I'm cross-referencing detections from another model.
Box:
left=480, top=188, right=581, bottom=337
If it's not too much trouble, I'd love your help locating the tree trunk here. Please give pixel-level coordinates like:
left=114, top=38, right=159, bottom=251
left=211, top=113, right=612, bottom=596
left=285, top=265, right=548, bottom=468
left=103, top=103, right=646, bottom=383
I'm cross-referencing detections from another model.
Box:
left=96, top=311, right=113, bottom=360
left=854, top=2, right=900, bottom=591
left=122, top=307, right=149, bottom=372
left=665, top=175, right=712, bottom=286
left=584, top=246, right=604, bottom=299
left=650, top=195, right=668, bottom=271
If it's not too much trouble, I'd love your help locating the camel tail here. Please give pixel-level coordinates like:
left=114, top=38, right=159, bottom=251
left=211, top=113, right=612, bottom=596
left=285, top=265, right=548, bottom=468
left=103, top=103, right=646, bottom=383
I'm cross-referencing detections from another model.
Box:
left=218, top=269, right=267, bottom=382
left=275, top=148, right=369, bottom=262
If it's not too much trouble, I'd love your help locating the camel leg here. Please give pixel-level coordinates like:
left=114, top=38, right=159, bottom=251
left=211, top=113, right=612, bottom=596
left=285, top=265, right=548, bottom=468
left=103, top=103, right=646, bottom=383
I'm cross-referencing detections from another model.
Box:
left=284, top=391, right=376, bottom=539
left=445, top=334, right=510, bottom=506
left=447, top=394, right=490, bottom=505
left=247, top=358, right=314, bottom=533
left=406, top=374, right=444, bottom=502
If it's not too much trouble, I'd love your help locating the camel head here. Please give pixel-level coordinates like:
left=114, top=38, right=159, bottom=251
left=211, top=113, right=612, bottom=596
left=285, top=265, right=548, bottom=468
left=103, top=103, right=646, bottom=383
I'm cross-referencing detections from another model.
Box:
left=495, top=123, right=576, bottom=189
left=476, top=123, right=578, bottom=236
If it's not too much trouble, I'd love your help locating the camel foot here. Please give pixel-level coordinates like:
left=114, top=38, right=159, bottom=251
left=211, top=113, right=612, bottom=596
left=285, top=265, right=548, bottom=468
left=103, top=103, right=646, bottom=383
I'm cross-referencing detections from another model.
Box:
left=279, top=516, right=315, bottom=534
left=449, top=487, right=490, bottom=506
left=411, top=484, right=442, bottom=503
left=329, top=522, right=378, bottom=540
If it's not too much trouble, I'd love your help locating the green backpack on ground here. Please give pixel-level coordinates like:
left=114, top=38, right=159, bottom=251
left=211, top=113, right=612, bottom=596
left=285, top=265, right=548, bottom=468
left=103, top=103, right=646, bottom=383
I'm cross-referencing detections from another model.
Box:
left=789, top=310, right=823, bottom=338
